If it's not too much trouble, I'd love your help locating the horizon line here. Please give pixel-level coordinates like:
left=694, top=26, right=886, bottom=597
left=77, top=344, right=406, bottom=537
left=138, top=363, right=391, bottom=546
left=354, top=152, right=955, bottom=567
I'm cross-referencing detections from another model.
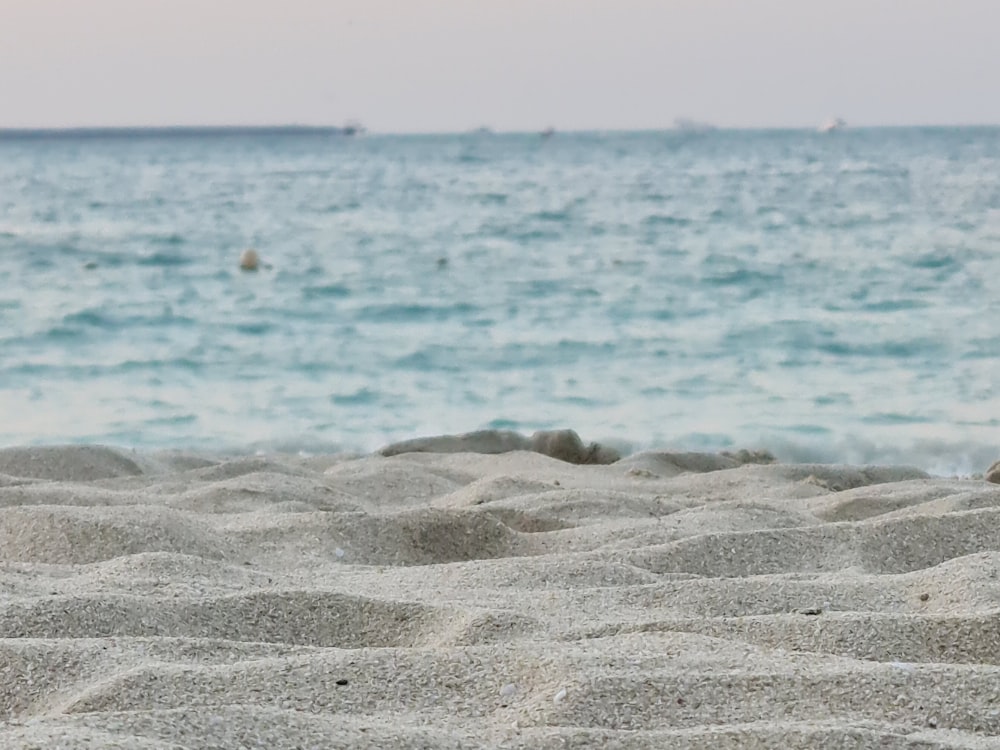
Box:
left=1, top=121, right=999, bottom=138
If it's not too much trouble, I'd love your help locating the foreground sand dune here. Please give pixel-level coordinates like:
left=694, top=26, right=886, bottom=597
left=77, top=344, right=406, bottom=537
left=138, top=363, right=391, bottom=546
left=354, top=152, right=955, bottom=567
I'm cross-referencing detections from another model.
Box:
left=3, top=443, right=1000, bottom=748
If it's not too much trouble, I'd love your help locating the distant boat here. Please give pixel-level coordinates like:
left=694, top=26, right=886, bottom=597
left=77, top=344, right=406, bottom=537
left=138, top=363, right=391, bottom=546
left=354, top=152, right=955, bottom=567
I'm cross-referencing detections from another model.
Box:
left=539, top=126, right=555, bottom=138
left=673, top=118, right=716, bottom=133
left=818, top=117, right=847, bottom=133
left=342, top=120, right=366, bottom=136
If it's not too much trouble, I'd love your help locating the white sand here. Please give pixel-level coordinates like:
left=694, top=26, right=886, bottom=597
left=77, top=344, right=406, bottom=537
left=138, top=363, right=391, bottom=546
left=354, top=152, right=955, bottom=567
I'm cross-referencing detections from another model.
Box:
left=3, top=442, right=1000, bottom=748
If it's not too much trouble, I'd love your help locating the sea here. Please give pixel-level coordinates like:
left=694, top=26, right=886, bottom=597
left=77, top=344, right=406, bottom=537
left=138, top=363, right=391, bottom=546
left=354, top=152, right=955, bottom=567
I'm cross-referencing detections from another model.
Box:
left=2, top=126, right=999, bottom=475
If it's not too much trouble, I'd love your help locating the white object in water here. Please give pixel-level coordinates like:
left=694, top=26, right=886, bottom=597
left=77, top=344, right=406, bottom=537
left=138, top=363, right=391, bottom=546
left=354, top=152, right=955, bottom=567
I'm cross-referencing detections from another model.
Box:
left=554, top=688, right=567, bottom=703
left=818, top=117, right=847, bottom=133
left=334, top=547, right=345, bottom=558
left=239, top=248, right=260, bottom=271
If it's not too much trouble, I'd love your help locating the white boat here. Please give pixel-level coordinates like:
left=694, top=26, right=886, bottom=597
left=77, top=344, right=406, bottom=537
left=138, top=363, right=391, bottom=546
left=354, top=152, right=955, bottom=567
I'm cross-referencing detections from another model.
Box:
left=674, top=118, right=716, bottom=133
left=818, top=117, right=847, bottom=133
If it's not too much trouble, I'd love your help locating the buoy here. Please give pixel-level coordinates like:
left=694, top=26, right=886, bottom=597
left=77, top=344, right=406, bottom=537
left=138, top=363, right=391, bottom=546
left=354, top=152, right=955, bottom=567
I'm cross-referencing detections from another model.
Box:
left=239, top=248, right=260, bottom=271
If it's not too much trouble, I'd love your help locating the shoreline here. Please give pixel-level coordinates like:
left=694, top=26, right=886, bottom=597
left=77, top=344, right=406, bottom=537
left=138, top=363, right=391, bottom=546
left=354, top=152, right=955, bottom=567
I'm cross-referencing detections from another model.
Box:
left=1, top=426, right=994, bottom=480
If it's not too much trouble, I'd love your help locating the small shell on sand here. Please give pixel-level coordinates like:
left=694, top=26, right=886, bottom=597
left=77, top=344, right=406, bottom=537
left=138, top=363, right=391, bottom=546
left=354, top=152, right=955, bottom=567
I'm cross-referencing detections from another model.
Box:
left=239, top=248, right=260, bottom=271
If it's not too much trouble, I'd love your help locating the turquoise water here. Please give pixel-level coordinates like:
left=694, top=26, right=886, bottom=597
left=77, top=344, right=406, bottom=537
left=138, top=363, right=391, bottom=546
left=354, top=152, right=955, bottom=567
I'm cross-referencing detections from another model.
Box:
left=2, top=127, right=999, bottom=473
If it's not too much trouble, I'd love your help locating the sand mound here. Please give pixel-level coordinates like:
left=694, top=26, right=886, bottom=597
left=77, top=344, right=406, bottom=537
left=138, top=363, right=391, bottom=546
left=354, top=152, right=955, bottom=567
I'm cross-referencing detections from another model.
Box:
left=0, top=445, right=154, bottom=481
left=4, top=445, right=1000, bottom=747
left=0, top=505, right=232, bottom=564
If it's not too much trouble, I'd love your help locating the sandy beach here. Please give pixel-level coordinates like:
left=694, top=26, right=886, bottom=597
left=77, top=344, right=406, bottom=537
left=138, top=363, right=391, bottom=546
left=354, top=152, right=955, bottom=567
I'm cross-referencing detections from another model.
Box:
left=3, top=436, right=1000, bottom=748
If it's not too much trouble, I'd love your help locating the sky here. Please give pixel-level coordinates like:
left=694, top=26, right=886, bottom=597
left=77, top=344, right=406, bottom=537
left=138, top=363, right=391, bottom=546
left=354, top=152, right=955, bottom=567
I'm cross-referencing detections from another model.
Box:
left=1, top=0, right=998, bottom=132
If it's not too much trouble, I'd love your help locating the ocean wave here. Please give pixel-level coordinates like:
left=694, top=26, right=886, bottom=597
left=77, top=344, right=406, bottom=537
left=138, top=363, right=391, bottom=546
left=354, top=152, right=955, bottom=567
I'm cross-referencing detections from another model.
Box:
left=329, top=387, right=381, bottom=406
left=56, top=308, right=197, bottom=331
left=137, top=250, right=191, bottom=266
left=232, top=321, right=276, bottom=335
left=761, top=434, right=998, bottom=477
left=703, top=267, right=784, bottom=287
left=474, top=192, right=508, bottom=205
left=302, top=283, right=351, bottom=300
left=857, top=298, right=931, bottom=313
left=0, top=357, right=205, bottom=379
left=393, top=347, right=463, bottom=372
left=816, top=337, right=946, bottom=359
left=909, top=250, right=961, bottom=270
left=355, top=302, right=480, bottom=323
left=642, top=213, right=692, bottom=227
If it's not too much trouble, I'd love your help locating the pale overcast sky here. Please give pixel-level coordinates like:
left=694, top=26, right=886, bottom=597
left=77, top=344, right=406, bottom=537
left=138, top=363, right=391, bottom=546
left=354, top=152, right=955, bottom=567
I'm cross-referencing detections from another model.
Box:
left=1, top=0, right=997, bottom=132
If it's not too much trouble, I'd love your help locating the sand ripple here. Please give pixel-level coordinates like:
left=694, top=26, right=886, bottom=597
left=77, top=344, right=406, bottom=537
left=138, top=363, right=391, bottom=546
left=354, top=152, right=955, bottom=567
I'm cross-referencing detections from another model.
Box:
left=2, top=444, right=1000, bottom=748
